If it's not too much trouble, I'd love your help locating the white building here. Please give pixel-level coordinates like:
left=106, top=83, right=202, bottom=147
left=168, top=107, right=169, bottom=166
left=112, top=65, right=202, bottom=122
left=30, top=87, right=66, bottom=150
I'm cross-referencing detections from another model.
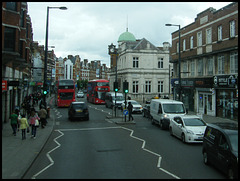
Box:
left=64, top=59, right=73, bottom=79
left=110, top=30, right=172, bottom=103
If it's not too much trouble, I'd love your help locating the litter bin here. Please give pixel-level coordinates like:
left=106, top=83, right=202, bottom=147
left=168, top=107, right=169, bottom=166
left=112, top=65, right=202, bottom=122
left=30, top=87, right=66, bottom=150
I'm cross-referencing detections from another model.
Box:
left=47, top=107, right=50, bottom=118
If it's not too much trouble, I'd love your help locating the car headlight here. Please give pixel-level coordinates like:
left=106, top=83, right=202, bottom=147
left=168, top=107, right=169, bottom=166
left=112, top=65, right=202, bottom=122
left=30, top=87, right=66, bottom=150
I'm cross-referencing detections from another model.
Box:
left=163, top=114, right=169, bottom=118
left=186, top=130, right=194, bottom=134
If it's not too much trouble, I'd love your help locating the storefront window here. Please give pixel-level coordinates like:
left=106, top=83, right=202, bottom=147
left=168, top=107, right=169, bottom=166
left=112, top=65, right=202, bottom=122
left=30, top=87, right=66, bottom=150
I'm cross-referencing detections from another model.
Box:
left=199, top=94, right=203, bottom=110
left=216, top=89, right=238, bottom=120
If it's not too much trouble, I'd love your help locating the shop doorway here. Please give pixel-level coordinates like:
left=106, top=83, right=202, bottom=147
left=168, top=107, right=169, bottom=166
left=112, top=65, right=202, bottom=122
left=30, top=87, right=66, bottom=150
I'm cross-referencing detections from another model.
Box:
left=198, top=93, right=213, bottom=115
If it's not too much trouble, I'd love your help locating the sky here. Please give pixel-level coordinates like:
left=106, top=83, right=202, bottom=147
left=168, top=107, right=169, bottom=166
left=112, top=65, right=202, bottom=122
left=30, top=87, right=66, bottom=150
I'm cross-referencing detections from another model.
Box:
left=27, top=2, right=232, bottom=67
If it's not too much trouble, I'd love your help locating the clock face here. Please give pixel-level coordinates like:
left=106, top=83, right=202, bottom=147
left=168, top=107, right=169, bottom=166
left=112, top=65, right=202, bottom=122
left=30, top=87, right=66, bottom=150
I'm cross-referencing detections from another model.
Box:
left=110, top=48, right=115, bottom=53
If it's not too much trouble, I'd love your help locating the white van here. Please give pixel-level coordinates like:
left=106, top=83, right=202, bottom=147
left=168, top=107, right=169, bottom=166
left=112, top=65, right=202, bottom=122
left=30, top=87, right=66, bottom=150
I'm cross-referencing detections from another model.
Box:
left=105, top=92, right=124, bottom=109
left=150, top=99, right=187, bottom=129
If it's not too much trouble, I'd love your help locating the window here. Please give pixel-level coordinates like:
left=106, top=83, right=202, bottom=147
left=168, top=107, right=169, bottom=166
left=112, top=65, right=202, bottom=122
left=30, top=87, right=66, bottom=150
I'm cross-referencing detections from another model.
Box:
left=158, top=81, right=164, bottom=93
left=218, top=25, right=222, bottom=41
left=6, top=2, right=17, bottom=11
left=197, top=31, right=202, bottom=47
left=183, top=39, right=186, bottom=51
left=176, top=42, right=179, bottom=53
left=197, top=59, right=203, bottom=76
left=133, top=57, right=139, bottom=68
left=158, top=58, right=163, bottom=68
left=218, top=55, right=225, bottom=74
left=230, top=51, right=238, bottom=74
left=4, top=27, right=16, bottom=51
left=20, top=9, right=25, bottom=27
left=190, top=36, right=193, bottom=49
left=145, top=81, right=151, bottom=93
left=206, top=28, right=212, bottom=44
left=190, top=60, right=195, bottom=77
left=207, top=57, right=213, bottom=75
left=132, top=81, right=138, bottom=93
left=183, top=62, right=188, bottom=77
left=230, top=20, right=235, bottom=38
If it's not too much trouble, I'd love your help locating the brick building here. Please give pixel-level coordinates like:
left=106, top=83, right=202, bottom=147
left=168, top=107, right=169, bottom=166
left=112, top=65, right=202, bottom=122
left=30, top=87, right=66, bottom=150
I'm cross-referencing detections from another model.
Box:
left=170, top=2, right=238, bottom=120
left=2, top=2, right=33, bottom=123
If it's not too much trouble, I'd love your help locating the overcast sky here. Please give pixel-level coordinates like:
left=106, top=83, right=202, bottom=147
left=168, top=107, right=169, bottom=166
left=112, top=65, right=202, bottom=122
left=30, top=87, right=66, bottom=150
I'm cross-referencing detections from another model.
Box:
left=27, top=2, right=232, bottom=67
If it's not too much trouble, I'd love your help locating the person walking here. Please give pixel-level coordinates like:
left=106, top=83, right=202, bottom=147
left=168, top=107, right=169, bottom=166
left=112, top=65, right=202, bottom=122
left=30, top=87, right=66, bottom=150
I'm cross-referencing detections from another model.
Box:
left=127, top=102, right=134, bottom=121
left=29, top=110, right=40, bottom=139
left=38, top=106, right=47, bottom=128
left=19, top=114, right=29, bottom=140
left=9, top=110, right=18, bottom=136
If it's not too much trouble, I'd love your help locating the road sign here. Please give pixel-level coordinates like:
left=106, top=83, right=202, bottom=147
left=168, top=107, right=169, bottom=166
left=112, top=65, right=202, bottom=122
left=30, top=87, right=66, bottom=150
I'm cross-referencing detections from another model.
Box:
left=123, top=109, right=128, bottom=115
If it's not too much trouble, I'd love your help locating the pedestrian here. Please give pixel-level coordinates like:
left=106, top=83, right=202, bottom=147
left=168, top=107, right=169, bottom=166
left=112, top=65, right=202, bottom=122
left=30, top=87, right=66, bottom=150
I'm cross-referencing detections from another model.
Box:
left=19, top=114, right=29, bottom=140
left=38, top=106, right=47, bottom=128
left=127, top=102, right=134, bottom=121
left=9, top=110, right=18, bottom=136
left=29, top=110, right=40, bottom=139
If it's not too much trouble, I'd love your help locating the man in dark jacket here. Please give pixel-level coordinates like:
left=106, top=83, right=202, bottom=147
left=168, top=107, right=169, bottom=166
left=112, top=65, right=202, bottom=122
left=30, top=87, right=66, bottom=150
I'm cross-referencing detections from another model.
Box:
left=127, top=102, right=134, bottom=121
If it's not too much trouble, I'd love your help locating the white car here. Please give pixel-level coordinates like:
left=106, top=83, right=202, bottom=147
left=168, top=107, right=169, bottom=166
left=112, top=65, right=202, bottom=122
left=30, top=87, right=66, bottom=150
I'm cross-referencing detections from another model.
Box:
left=169, top=115, right=207, bottom=143
left=121, top=100, right=143, bottom=113
left=77, top=91, right=84, bottom=98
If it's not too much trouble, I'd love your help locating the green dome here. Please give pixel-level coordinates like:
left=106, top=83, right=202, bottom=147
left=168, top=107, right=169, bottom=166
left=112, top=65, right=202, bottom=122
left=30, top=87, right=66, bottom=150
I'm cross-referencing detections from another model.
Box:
left=118, top=30, right=136, bottom=42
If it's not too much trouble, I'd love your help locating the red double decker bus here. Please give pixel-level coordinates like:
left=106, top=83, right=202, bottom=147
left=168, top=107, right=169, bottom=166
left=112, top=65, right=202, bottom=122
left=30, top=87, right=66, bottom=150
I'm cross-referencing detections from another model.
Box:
left=87, top=79, right=110, bottom=104
left=55, top=79, right=76, bottom=107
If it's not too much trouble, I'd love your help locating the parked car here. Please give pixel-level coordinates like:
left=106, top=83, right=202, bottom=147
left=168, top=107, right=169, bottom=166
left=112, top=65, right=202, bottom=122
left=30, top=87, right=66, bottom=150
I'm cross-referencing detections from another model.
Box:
left=169, top=115, right=207, bottom=143
left=202, top=122, right=238, bottom=179
left=121, top=100, right=143, bottom=113
left=77, top=91, right=84, bottom=98
left=142, top=104, right=151, bottom=118
left=150, top=99, right=187, bottom=129
left=68, top=102, right=89, bottom=121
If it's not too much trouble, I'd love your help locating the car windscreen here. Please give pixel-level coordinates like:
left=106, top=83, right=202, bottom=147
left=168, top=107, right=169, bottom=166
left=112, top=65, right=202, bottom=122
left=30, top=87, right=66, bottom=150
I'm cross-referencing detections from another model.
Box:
left=163, top=104, right=185, bottom=113
left=73, top=104, right=85, bottom=109
left=113, top=96, right=124, bottom=101
left=130, top=101, right=138, bottom=105
left=183, top=118, right=206, bottom=126
left=228, top=133, right=238, bottom=152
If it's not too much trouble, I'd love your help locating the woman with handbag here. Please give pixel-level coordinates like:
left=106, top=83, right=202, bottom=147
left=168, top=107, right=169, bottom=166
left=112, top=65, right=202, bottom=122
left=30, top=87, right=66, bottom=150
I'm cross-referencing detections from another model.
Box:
left=29, top=110, right=40, bottom=139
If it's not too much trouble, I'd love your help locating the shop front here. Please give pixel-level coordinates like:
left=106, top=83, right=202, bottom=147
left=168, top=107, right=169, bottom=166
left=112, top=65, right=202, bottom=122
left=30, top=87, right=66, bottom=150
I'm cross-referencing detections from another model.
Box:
left=213, top=75, right=238, bottom=121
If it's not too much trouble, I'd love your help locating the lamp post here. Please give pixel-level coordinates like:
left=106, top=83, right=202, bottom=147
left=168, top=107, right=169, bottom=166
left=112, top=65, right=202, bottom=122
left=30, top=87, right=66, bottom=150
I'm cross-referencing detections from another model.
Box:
left=43, top=6, right=67, bottom=108
left=165, top=23, right=181, bottom=101
left=108, top=43, right=118, bottom=117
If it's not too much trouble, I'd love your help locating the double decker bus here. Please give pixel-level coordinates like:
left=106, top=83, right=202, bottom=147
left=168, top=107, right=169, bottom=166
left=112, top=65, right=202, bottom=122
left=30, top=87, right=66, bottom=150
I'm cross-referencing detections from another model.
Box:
left=55, top=79, right=76, bottom=107
left=87, top=79, right=110, bottom=104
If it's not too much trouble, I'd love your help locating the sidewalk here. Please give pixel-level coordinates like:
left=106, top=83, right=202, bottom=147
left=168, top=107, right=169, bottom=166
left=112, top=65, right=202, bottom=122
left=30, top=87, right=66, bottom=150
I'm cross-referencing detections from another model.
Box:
left=2, top=95, right=55, bottom=179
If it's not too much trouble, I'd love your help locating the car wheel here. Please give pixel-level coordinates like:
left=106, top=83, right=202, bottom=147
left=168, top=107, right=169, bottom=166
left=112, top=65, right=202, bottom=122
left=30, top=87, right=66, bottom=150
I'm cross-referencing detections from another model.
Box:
left=142, top=111, right=145, bottom=117
left=151, top=118, right=155, bottom=125
left=169, top=127, right=173, bottom=136
left=203, top=151, right=209, bottom=165
left=159, top=121, right=164, bottom=130
left=181, top=133, right=186, bottom=143
left=228, top=168, right=234, bottom=179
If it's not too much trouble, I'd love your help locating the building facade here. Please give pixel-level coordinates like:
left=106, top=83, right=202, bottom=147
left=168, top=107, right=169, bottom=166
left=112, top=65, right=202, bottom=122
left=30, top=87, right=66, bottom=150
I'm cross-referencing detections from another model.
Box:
left=110, top=29, right=172, bottom=103
left=2, top=2, right=33, bottom=123
left=170, top=2, right=238, bottom=120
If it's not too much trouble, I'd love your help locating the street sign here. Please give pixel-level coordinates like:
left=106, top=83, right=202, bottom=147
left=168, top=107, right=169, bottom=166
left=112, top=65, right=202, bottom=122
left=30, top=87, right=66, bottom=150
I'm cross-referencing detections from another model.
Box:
left=123, top=109, right=128, bottom=115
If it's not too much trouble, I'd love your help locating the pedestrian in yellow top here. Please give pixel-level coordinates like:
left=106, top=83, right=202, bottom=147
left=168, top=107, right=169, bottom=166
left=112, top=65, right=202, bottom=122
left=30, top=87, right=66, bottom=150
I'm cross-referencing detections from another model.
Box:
left=19, top=114, right=29, bottom=140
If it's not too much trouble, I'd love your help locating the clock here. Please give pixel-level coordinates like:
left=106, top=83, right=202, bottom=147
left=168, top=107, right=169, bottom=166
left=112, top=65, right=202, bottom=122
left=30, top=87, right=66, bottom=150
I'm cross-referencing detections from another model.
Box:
left=110, top=47, right=115, bottom=53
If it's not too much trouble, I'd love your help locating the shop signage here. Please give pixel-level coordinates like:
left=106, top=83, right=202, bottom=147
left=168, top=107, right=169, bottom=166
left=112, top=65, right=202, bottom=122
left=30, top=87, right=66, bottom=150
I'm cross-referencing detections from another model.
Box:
left=213, top=75, right=238, bottom=88
left=8, top=80, right=19, bottom=86
left=2, top=80, right=7, bottom=91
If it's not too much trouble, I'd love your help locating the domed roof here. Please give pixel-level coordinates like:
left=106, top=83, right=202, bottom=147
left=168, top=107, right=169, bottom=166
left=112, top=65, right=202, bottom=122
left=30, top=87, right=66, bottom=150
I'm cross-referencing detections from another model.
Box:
left=118, top=29, right=136, bottom=42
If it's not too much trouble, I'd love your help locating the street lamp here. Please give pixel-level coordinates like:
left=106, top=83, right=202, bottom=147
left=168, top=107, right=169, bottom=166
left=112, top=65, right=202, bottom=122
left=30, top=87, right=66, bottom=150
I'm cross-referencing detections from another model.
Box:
left=165, top=23, right=181, bottom=101
left=43, top=6, right=67, bottom=108
left=108, top=43, right=118, bottom=117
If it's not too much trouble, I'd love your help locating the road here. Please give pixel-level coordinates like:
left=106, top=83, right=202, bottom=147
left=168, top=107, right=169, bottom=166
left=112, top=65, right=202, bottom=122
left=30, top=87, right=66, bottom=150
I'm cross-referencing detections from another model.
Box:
left=23, top=96, right=226, bottom=179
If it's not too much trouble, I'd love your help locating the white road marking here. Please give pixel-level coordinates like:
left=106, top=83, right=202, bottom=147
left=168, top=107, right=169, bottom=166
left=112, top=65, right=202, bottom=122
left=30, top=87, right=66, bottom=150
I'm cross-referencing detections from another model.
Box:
left=32, top=126, right=180, bottom=179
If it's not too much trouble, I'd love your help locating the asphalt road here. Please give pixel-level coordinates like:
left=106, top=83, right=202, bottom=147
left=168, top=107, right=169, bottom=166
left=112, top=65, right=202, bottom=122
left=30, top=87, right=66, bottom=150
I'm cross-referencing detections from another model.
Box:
left=23, top=96, right=226, bottom=179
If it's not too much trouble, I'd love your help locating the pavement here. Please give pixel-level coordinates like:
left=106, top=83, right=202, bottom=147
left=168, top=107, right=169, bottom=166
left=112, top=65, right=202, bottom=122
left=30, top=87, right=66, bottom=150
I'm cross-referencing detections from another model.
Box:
left=2, top=95, right=55, bottom=179
left=2, top=97, right=238, bottom=179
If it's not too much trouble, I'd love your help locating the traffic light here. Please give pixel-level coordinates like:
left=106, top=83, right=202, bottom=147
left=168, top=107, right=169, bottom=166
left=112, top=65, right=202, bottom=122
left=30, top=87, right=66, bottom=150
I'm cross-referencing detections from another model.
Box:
left=114, top=82, right=118, bottom=92
left=123, top=81, right=129, bottom=93
left=43, top=88, right=48, bottom=95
